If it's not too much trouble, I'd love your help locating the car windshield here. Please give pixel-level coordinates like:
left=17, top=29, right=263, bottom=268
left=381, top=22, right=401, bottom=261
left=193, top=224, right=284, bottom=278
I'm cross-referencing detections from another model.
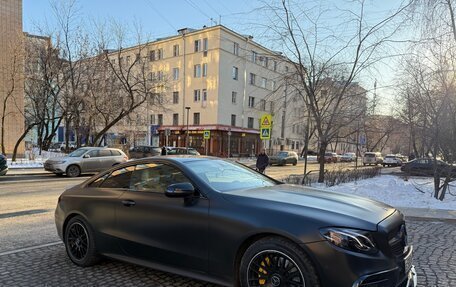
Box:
left=277, top=152, right=288, bottom=157
left=186, top=159, right=277, bottom=192
left=68, top=148, right=88, bottom=157
left=365, top=153, right=375, bottom=157
left=385, top=156, right=396, bottom=159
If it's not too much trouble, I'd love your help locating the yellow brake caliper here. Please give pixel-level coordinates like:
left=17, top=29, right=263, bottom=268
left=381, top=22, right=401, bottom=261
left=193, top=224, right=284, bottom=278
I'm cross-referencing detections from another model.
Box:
left=258, top=257, right=271, bottom=285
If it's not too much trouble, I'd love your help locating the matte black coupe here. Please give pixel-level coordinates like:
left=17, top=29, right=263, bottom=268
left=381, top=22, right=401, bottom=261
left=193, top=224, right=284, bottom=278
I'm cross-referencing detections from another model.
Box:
left=55, top=157, right=417, bottom=287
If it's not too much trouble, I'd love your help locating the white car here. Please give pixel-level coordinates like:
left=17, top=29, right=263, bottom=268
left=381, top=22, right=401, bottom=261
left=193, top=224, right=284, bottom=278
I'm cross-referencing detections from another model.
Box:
left=383, top=154, right=403, bottom=167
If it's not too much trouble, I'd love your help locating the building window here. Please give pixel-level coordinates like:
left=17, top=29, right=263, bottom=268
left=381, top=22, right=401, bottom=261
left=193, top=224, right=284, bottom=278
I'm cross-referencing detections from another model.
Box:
left=251, top=51, right=257, bottom=63
left=126, top=55, right=131, bottom=65
left=173, top=113, right=179, bottom=126
left=271, top=80, right=276, bottom=91
left=194, top=89, right=201, bottom=102
left=149, top=50, right=155, bottom=61
left=233, top=42, right=239, bottom=55
left=202, top=63, right=207, bottom=77
left=203, top=38, right=208, bottom=56
left=202, top=89, right=207, bottom=102
left=157, top=71, right=164, bottom=81
left=194, top=64, right=201, bottom=78
left=249, top=73, right=256, bottom=85
left=273, top=60, right=277, bottom=71
left=247, top=117, right=254, bottom=129
left=248, top=96, right=255, bottom=108
left=261, top=77, right=267, bottom=88
left=173, top=91, right=179, bottom=104
left=135, top=53, right=141, bottom=63
left=232, top=66, right=238, bottom=80
left=231, top=91, right=237, bottom=104
left=173, top=44, right=179, bottom=57
left=194, top=39, right=201, bottom=52
left=260, top=99, right=266, bottom=111
left=231, top=114, right=236, bottom=126
left=193, top=113, right=200, bottom=125
left=157, top=48, right=163, bottom=60
left=150, top=114, right=155, bottom=125
left=173, top=68, right=179, bottom=80
left=263, top=57, right=268, bottom=67
left=157, top=114, right=163, bottom=125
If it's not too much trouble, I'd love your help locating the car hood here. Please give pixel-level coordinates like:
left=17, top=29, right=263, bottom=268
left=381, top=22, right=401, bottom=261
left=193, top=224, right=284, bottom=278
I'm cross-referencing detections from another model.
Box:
left=223, top=184, right=395, bottom=229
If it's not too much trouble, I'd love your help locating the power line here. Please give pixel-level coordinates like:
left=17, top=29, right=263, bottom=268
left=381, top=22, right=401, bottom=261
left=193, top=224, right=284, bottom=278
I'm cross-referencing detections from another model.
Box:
left=183, top=0, right=213, bottom=23
left=143, top=0, right=177, bottom=31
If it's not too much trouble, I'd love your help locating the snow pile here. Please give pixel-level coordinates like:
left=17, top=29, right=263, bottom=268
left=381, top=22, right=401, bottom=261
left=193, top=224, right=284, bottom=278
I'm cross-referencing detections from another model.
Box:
left=322, top=175, right=456, bottom=210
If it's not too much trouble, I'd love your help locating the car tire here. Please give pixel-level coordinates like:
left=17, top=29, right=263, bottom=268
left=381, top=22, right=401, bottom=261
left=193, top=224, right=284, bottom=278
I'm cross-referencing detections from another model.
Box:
left=293, top=160, right=297, bottom=166
left=239, top=236, right=320, bottom=287
left=55, top=173, right=64, bottom=177
left=66, top=165, right=81, bottom=177
left=64, top=216, right=101, bottom=267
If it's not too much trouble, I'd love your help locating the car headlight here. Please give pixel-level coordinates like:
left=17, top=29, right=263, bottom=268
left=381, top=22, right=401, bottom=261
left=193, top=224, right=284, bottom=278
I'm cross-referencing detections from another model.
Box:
left=320, top=228, right=378, bottom=254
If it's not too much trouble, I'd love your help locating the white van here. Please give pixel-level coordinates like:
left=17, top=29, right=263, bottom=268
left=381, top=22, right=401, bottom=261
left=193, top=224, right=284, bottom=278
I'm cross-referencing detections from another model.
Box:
left=363, top=152, right=383, bottom=166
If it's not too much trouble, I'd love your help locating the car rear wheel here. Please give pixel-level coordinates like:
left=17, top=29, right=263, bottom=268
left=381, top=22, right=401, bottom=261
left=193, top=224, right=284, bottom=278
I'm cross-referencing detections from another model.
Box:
left=239, top=237, right=320, bottom=287
left=64, top=216, right=100, bottom=267
left=66, top=165, right=81, bottom=177
left=293, top=160, right=297, bottom=166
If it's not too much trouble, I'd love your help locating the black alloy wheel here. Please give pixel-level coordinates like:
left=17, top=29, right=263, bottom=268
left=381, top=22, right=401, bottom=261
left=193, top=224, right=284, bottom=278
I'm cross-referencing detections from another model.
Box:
left=240, top=237, right=320, bottom=287
left=67, top=221, right=89, bottom=261
left=247, top=250, right=305, bottom=287
left=64, top=216, right=100, bottom=266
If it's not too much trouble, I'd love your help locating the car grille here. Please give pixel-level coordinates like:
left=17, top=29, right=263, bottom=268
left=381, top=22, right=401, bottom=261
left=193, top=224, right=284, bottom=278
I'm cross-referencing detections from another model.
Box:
left=388, top=223, right=407, bottom=256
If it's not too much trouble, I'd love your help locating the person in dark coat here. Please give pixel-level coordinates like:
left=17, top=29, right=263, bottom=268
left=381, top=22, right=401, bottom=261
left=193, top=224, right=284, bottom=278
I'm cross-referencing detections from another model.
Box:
left=161, top=146, right=167, bottom=156
left=256, top=148, right=269, bottom=174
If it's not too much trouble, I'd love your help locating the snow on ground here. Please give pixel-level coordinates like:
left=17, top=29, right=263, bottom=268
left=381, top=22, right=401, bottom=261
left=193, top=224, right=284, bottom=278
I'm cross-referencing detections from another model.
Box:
left=6, top=149, right=66, bottom=169
left=320, top=175, right=456, bottom=210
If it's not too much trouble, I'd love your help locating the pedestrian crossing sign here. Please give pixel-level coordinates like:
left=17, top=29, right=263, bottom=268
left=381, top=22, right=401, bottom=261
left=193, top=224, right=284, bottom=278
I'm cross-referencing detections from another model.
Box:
left=260, top=114, right=272, bottom=128
left=260, top=128, right=271, bottom=140
left=203, top=130, right=210, bottom=140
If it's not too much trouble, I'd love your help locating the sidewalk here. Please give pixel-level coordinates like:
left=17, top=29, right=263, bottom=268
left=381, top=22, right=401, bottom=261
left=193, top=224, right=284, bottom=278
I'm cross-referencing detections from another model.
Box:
left=399, top=207, right=456, bottom=221
left=5, top=168, right=50, bottom=176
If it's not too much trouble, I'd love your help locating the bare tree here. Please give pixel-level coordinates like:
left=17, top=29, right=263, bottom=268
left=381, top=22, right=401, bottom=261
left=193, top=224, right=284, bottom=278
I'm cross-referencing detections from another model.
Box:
left=262, top=0, right=410, bottom=182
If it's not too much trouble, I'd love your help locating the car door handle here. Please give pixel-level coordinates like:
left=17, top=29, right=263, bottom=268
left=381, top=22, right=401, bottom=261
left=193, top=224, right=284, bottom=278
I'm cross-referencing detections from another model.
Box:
left=121, top=200, right=136, bottom=207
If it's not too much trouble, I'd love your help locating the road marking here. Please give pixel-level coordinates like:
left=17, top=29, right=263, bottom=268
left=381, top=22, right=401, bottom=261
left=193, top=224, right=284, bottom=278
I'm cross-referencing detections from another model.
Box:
left=0, top=241, right=63, bottom=256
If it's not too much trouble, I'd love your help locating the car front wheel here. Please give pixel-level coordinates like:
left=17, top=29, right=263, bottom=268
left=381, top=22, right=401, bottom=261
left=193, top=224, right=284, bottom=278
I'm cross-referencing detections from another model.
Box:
left=66, top=165, right=81, bottom=177
left=64, top=216, right=100, bottom=267
left=239, top=237, right=320, bottom=287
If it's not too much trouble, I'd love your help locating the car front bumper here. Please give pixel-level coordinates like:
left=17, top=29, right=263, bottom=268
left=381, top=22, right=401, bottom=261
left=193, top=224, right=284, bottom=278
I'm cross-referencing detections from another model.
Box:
left=0, top=167, right=7, bottom=176
left=44, top=162, right=66, bottom=173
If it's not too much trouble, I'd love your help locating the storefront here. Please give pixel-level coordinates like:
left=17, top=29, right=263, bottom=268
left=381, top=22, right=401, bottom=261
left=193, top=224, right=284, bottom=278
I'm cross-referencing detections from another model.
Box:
left=158, top=125, right=261, bottom=157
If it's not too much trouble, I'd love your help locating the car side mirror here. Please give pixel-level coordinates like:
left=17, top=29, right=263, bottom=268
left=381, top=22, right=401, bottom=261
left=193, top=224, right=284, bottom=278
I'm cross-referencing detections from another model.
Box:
left=165, top=182, right=195, bottom=198
left=83, top=154, right=90, bottom=158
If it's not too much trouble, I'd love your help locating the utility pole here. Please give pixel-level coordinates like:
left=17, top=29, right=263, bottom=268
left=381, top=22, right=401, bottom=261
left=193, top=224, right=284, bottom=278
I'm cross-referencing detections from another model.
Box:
left=227, top=128, right=232, bottom=158
left=185, top=106, right=190, bottom=154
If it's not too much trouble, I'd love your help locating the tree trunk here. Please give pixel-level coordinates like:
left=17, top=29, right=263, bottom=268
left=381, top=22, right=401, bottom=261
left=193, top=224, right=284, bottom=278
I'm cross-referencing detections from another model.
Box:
left=318, top=142, right=328, bottom=183
left=12, top=124, right=35, bottom=161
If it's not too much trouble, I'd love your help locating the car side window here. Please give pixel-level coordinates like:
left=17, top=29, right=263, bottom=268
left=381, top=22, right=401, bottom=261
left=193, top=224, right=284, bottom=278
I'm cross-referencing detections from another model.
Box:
left=130, top=163, right=190, bottom=193
left=86, top=150, right=99, bottom=158
left=98, top=150, right=111, bottom=157
left=100, top=166, right=135, bottom=189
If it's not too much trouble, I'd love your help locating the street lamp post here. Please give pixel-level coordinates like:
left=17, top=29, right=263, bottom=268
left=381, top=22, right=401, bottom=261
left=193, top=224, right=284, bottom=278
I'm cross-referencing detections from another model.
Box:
left=185, top=106, right=190, bottom=154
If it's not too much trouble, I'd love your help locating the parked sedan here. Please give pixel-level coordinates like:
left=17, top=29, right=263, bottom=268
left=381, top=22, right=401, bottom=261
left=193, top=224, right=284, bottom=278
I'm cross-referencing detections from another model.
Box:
left=340, top=152, right=356, bottom=162
left=0, top=154, right=7, bottom=176
left=318, top=152, right=338, bottom=163
left=269, top=151, right=298, bottom=166
left=55, top=157, right=416, bottom=287
left=383, top=154, right=404, bottom=167
left=401, top=158, right=456, bottom=176
left=44, top=147, right=128, bottom=177
left=129, top=145, right=161, bottom=159
left=166, top=147, right=200, bottom=155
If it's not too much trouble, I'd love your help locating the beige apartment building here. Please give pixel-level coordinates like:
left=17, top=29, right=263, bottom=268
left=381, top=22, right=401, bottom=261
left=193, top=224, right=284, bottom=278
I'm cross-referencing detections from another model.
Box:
left=0, top=0, right=25, bottom=155
left=111, top=25, right=307, bottom=156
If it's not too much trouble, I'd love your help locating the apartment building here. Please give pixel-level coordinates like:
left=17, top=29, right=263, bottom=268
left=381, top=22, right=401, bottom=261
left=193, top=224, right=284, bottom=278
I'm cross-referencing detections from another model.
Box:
left=0, top=0, right=25, bottom=154
left=111, top=25, right=292, bottom=157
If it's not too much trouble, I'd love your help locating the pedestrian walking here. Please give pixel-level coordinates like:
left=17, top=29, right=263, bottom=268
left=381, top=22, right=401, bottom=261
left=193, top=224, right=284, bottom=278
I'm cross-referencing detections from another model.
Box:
left=161, top=146, right=167, bottom=156
left=256, top=148, right=269, bottom=174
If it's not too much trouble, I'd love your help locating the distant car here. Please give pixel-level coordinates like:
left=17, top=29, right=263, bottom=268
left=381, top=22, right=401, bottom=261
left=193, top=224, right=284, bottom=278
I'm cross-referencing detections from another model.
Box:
left=166, top=147, right=200, bottom=155
left=44, top=147, right=128, bottom=177
left=319, top=152, right=338, bottom=163
left=0, top=154, right=7, bottom=176
left=340, top=152, right=356, bottom=162
left=383, top=154, right=404, bottom=167
left=129, top=146, right=161, bottom=159
left=363, top=152, right=383, bottom=166
left=401, top=158, right=456, bottom=176
left=269, top=151, right=298, bottom=166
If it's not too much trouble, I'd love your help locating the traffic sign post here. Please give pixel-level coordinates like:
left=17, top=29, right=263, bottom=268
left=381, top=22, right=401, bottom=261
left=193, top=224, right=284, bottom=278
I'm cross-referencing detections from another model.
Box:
left=260, top=114, right=272, bottom=144
left=260, top=128, right=271, bottom=140
left=203, top=130, right=210, bottom=155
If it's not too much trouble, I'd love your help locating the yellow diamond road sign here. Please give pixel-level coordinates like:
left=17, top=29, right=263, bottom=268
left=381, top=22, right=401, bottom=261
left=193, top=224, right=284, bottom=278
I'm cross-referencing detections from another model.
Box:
left=203, top=130, right=210, bottom=140
left=260, top=114, right=272, bottom=128
left=260, top=128, right=271, bottom=140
